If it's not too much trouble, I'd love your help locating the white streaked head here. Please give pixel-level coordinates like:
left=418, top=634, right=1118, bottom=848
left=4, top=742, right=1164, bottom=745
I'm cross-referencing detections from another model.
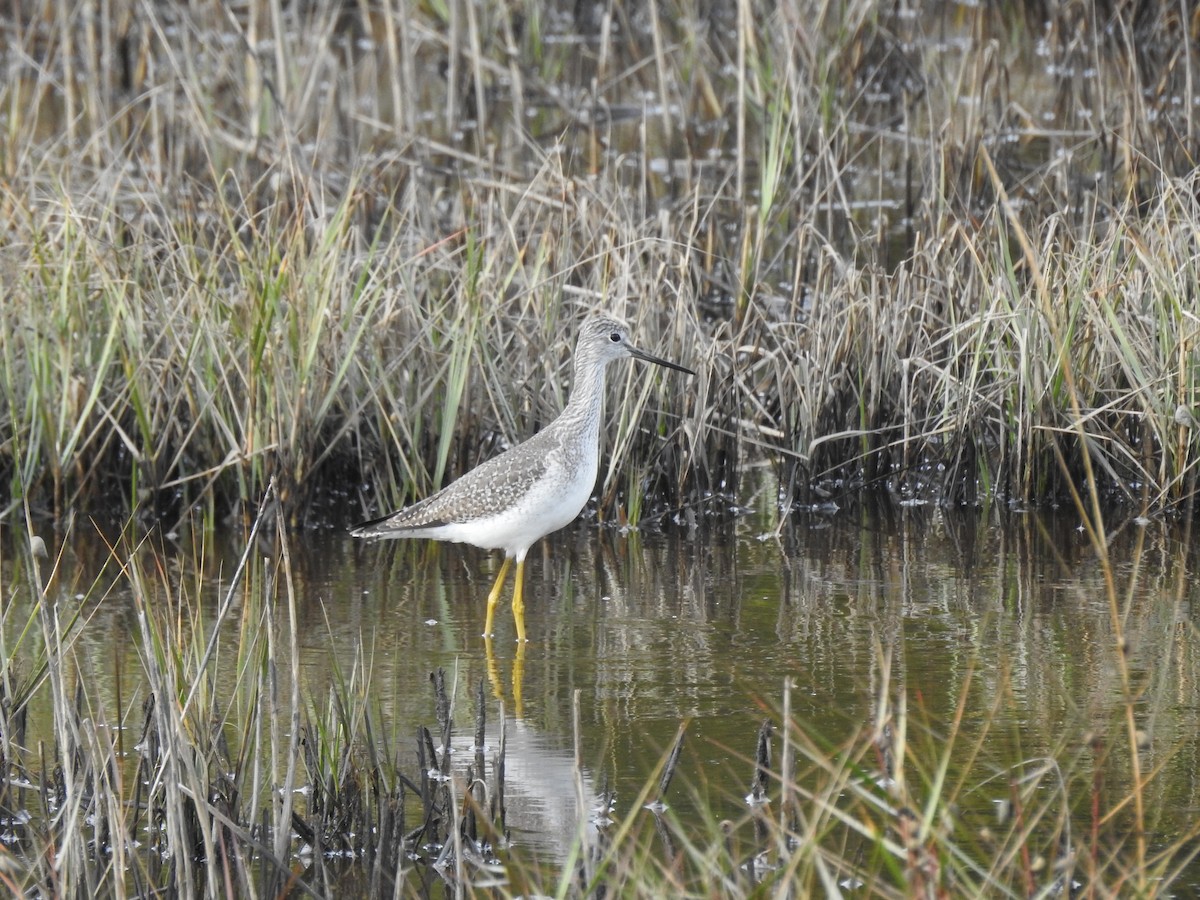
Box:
left=575, top=315, right=695, bottom=374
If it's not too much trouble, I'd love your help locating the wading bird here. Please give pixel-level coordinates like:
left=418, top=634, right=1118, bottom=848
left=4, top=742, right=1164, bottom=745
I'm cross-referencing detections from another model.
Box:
left=350, top=315, right=695, bottom=641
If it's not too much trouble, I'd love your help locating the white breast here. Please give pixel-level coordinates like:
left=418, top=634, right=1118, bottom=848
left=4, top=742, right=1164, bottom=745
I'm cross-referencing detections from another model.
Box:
left=432, top=452, right=598, bottom=560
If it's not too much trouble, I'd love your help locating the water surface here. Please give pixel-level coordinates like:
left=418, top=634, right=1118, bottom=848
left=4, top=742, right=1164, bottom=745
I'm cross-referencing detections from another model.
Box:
left=8, top=501, right=1199, bottom=891
left=277, top=502, right=1200, bottom=888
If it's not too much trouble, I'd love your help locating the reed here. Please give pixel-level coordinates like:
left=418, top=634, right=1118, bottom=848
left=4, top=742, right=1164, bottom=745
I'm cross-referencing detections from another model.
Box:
left=1, top=7, right=1195, bottom=896
left=2, top=481, right=1198, bottom=896
left=0, top=0, right=1196, bottom=526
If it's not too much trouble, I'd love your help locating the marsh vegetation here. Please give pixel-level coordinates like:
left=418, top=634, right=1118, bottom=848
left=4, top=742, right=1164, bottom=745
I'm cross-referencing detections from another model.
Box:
left=2, top=0, right=1200, bottom=896
left=2, top=0, right=1198, bottom=523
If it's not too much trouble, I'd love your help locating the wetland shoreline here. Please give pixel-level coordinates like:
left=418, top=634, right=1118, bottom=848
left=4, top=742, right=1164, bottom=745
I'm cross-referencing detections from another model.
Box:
left=2, top=0, right=1199, bottom=895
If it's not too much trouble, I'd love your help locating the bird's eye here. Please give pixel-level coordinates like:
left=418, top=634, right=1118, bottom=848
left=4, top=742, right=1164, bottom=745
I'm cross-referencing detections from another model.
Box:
left=609, top=332, right=621, bottom=342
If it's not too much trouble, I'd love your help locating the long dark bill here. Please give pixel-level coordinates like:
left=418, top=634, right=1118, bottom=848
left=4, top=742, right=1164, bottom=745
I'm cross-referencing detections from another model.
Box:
left=628, top=345, right=696, bottom=376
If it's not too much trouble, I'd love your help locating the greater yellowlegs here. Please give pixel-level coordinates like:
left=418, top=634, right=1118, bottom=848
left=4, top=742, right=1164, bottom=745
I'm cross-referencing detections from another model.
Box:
left=350, top=315, right=694, bottom=641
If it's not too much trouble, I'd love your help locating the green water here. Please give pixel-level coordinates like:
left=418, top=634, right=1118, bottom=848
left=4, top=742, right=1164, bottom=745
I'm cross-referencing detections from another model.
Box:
left=8, top=501, right=1196, bottom=892
left=330, top=506, right=1199, bottom=868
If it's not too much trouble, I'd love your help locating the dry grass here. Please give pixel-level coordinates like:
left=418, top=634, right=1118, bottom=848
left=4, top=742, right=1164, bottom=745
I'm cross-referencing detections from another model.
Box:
left=1, top=2, right=1199, bottom=891
left=0, top=0, right=1196, bottom=528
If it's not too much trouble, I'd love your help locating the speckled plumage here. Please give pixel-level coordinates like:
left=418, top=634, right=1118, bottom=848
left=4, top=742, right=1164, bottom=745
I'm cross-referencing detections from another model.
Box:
left=350, top=315, right=694, bottom=639
left=354, top=432, right=555, bottom=532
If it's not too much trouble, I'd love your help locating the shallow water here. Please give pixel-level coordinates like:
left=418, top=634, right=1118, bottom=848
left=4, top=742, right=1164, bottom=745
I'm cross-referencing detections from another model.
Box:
left=8, top=500, right=1199, bottom=891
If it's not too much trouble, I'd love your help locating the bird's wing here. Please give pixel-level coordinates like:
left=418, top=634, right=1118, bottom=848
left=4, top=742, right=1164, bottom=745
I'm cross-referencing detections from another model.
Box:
left=353, top=430, right=558, bottom=533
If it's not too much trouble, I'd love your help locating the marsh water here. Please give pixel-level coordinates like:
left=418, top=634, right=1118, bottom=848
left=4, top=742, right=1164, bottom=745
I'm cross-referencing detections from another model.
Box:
left=10, top=493, right=1200, bottom=890
left=5, top=0, right=1200, bottom=890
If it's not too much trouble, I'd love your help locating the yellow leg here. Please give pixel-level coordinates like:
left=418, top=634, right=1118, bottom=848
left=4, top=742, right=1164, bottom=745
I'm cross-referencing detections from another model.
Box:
left=483, top=557, right=513, bottom=638
left=512, top=559, right=527, bottom=643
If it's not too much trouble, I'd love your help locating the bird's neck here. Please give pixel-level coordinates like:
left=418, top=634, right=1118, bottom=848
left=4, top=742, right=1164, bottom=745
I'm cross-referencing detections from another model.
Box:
left=558, top=353, right=607, bottom=435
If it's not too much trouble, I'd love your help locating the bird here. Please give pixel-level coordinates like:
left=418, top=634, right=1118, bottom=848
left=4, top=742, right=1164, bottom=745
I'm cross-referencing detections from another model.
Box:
left=349, top=314, right=695, bottom=642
